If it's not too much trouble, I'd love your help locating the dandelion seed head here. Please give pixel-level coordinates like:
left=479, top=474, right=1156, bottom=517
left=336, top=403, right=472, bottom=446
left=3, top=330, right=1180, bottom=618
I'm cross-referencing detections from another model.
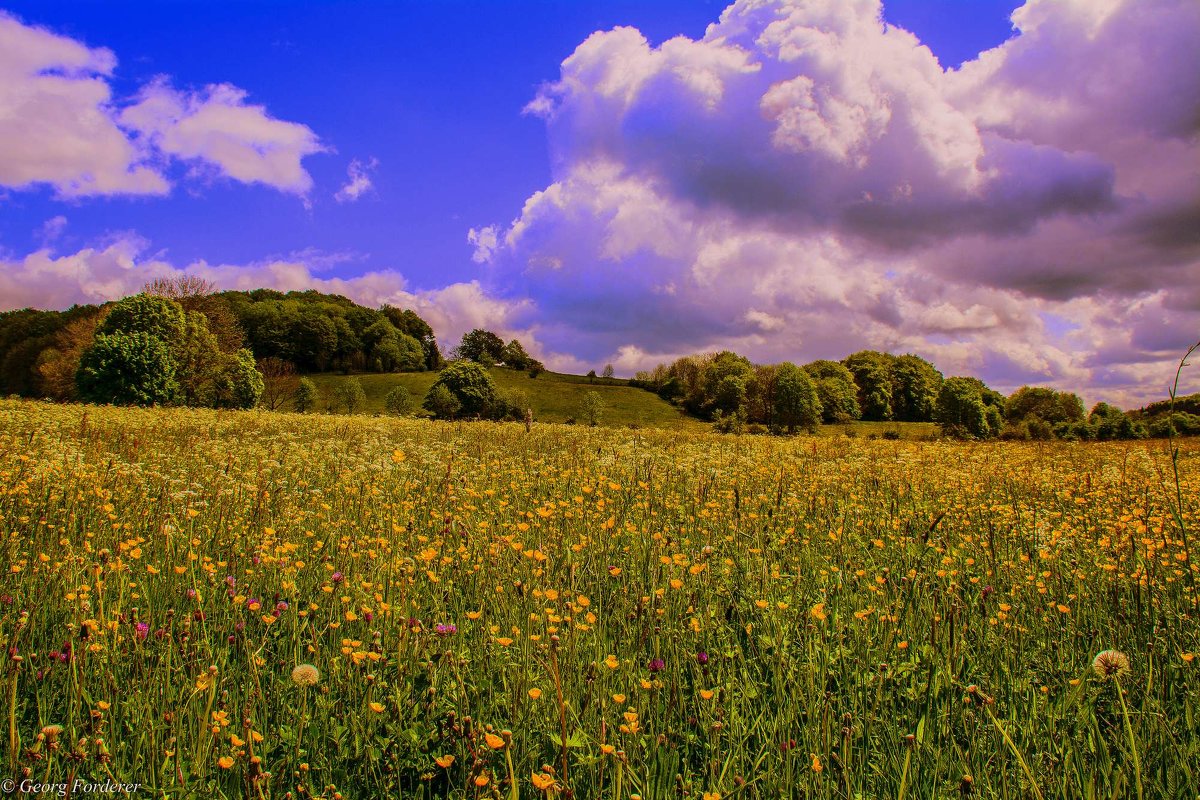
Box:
left=291, top=663, right=320, bottom=686
left=1092, top=650, right=1131, bottom=680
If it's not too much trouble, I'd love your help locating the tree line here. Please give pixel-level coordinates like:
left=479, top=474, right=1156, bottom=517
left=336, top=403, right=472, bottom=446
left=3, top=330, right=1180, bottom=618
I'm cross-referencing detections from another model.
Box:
left=627, top=349, right=1189, bottom=440
left=1, top=290, right=1193, bottom=438
left=0, top=279, right=441, bottom=406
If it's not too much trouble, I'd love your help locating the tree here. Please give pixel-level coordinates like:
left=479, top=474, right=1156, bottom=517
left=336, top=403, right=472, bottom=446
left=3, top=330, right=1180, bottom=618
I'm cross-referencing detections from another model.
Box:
left=773, top=362, right=822, bottom=433
left=76, top=332, right=179, bottom=406
left=431, top=360, right=496, bottom=417
left=803, top=360, right=861, bottom=423
left=456, top=329, right=505, bottom=364
left=493, top=387, right=531, bottom=420
left=36, top=312, right=104, bottom=401
left=586, top=369, right=597, bottom=384
left=213, top=349, right=264, bottom=409
left=710, top=374, right=747, bottom=417
left=891, top=354, right=943, bottom=422
left=145, top=276, right=244, bottom=352
left=501, top=339, right=531, bottom=370
left=76, top=294, right=189, bottom=406
left=1005, top=386, right=1085, bottom=425
left=602, top=363, right=615, bottom=380
left=334, top=378, right=366, bottom=414
left=99, top=293, right=186, bottom=343
left=581, top=391, right=606, bottom=426
left=423, top=383, right=462, bottom=420
left=384, top=386, right=413, bottom=416
left=174, top=312, right=224, bottom=407
left=936, top=377, right=1001, bottom=438
left=381, top=305, right=442, bottom=370
left=843, top=351, right=896, bottom=421
left=745, top=364, right=779, bottom=426
left=294, top=378, right=318, bottom=413
left=258, top=357, right=300, bottom=411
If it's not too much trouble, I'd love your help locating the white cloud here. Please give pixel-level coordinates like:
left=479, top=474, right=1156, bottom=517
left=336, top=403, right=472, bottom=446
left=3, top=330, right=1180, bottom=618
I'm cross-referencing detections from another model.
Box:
left=334, top=158, right=377, bottom=203
left=0, top=13, right=167, bottom=196
left=120, top=79, right=326, bottom=195
left=467, top=225, right=500, bottom=264
left=0, top=12, right=325, bottom=198
left=472, top=0, right=1200, bottom=405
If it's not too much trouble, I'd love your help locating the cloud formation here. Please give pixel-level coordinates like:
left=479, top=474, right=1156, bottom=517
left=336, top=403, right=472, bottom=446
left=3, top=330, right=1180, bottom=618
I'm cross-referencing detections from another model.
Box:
left=334, top=158, right=378, bottom=203
left=0, top=12, right=324, bottom=198
left=470, top=0, right=1200, bottom=405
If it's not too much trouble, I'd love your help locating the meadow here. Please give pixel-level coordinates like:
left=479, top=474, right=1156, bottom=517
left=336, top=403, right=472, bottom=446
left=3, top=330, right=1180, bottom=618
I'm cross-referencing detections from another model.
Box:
left=1, top=399, right=1197, bottom=799
left=305, top=370, right=710, bottom=432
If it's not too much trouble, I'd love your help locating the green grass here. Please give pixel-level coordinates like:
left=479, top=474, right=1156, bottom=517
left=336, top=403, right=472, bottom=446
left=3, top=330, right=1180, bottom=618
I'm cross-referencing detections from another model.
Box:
left=3, top=400, right=1198, bottom=799
left=306, top=368, right=708, bottom=431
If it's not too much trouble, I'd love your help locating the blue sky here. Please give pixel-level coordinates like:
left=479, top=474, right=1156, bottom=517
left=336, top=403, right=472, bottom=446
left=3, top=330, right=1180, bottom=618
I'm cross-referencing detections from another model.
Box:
left=1, top=0, right=1018, bottom=286
left=1, top=0, right=1197, bottom=404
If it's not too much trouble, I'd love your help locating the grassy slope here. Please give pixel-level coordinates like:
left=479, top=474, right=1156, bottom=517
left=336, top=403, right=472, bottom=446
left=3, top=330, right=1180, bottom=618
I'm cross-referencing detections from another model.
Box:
left=306, top=369, right=709, bottom=431
left=307, top=370, right=940, bottom=437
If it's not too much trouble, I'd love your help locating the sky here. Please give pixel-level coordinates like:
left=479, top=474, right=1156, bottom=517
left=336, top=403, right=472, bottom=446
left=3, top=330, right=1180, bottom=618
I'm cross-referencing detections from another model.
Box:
left=1, top=0, right=1197, bottom=407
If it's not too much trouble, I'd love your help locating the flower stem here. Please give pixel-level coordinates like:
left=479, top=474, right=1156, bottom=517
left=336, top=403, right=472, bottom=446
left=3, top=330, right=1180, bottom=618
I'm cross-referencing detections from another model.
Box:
left=983, top=703, right=1044, bottom=800
left=1113, top=678, right=1144, bottom=800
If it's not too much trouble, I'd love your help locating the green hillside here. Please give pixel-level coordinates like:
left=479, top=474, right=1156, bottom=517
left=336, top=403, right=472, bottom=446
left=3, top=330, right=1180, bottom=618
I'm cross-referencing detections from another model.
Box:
left=307, top=369, right=708, bottom=430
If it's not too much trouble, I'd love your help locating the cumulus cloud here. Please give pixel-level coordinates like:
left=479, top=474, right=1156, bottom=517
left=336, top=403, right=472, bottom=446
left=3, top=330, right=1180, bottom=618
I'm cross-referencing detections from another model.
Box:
left=471, top=0, right=1200, bottom=405
left=334, top=158, right=378, bottom=203
left=0, top=12, right=324, bottom=198
left=467, top=225, right=500, bottom=264
left=0, top=13, right=167, bottom=196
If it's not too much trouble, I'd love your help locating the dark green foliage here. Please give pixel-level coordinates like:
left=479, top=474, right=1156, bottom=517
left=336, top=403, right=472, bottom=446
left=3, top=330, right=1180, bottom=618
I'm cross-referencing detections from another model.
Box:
left=294, top=377, right=318, bottom=413
left=936, top=376, right=1002, bottom=438
left=843, top=350, right=896, bottom=420
left=493, top=387, right=531, bottom=420
left=1005, top=386, right=1085, bottom=425
left=422, top=383, right=462, bottom=420
left=890, top=354, right=943, bottom=422
left=803, top=360, right=862, bottom=423
left=580, top=391, right=605, bottom=426
left=773, top=361, right=822, bottom=433
left=223, top=290, right=439, bottom=374
left=430, top=360, right=496, bottom=417
left=76, top=332, right=179, bottom=406
left=97, top=293, right=186, bottom=342
left=501, top=339, right=532, bottom=370
left=455, top=329, right=506, bottom=365
left=1147, top=412, right=1200, bottom=437
left=212, top=349, right=265, bottom=410
left=381, top=305, right=442, bottom=370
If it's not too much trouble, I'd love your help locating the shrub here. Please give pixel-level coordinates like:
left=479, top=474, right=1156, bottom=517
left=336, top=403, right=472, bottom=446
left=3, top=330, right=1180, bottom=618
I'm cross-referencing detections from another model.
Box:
left=384, top=386, right=413, bottom=416
left=294, top=378, right=318, bottom=413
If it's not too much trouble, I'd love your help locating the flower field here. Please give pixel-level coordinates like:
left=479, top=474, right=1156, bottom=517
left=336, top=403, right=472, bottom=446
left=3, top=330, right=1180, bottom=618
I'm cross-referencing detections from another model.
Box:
left=1, top=400, right=1197, bottom=799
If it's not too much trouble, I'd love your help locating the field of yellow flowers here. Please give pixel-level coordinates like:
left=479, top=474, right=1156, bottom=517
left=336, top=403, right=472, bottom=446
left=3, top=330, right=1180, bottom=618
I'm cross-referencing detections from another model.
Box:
left=1, top=399, right=1198, bottom=799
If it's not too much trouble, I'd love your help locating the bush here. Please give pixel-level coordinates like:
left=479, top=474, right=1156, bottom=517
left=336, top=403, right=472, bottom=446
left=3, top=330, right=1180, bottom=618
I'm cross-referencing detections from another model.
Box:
left=580, top=391, right=606, bottom=426
left=384, top=386, right=413, bottom=416
left=76, top=332, right=179, bottom=406
left=423, top=384, right=462, bottom=420
left=431, top=361, right=496, bottom=417
left=294, top=378, right=318, bottom=413
left=334, top=378, right=366, bottom=414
